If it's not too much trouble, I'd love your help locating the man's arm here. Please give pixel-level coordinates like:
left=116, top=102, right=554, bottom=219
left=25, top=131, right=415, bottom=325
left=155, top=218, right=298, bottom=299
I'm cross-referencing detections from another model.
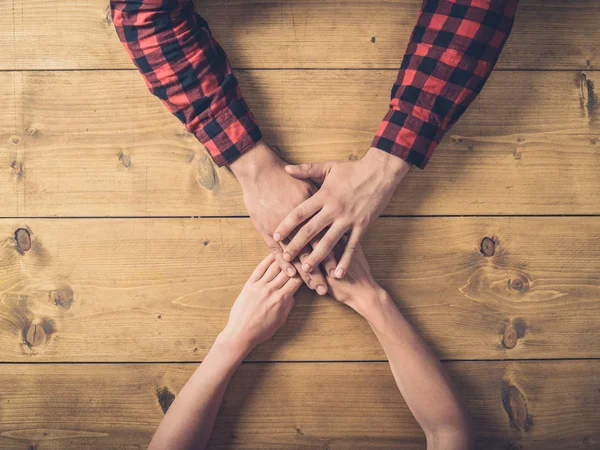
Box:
left=148, top=254, right=303, bottom=450
left=327, top=245, right=474, bottom=449
left=372, top=0, right=519, bottom=168
left=110, top=0, right=261, bottom=166
left=274, top=0, right=519, bottom=277
left=111, top=0, right=334, bottom=292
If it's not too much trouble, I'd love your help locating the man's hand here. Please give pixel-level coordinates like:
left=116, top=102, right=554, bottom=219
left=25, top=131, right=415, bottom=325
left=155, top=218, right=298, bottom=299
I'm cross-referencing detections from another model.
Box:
left=230, top=141, right=333, bottom=295
left=273, top=148, right=411, bottom=279
left=220, top=254, right=302, bottom=354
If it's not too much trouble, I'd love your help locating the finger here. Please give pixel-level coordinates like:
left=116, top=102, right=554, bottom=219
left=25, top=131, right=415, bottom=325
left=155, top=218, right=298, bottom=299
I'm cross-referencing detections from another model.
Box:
left=291, top=257, right=315, bottom=290
left=250, top=254, right=276, bottom=281
left=284, top=162, right=330, bottom=181
left=281, top=275, right=303, bottom=295
left=270, top=269, right=291, bottom=289
left=299, top=255, right=329, bottom=295
left=263, top=260, right=282, bottom=283
left=334, top=228, right=363, bottom=279
left=264, top=234, right=297, bottom=277
left=303, top=223, right=348, bottom=272
left=312, top=236, right=338, bottom=278
left=273, top=194, right=324, bottom=244
left=283, top=212, right=332, bottom=264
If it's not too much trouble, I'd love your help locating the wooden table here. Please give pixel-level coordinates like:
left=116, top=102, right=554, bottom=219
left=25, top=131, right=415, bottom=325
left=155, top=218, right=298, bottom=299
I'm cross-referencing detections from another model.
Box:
left=1, top=1, right=599, bottom=448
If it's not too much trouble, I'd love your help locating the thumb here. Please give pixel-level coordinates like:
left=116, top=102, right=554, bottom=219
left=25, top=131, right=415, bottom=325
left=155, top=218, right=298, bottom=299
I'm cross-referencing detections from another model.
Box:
left=285, top=162, right=329, bottom=181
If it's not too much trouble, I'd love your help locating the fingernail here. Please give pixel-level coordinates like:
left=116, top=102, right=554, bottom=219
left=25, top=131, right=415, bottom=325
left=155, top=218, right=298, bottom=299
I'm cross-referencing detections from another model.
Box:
left=302, top=263, right=311, bottom=273
left=329, top=269, right=336, bottom=278
left=307, top=279, right=313, bottom=289
left=316, top=285, right=327, bottom=295
left=286, top=267, right=296, bottom=277
left=335, top=268, right=344, bottom=279
left=273, top=232, right=281, bottom=242
left=283, top=252, right=292, bottom=262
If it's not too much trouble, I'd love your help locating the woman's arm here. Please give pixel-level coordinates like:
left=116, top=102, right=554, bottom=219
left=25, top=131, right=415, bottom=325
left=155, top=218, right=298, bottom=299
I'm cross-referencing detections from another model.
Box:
left=148, top=254, right=302, bottom=450
left=148, top=335, right=245, bottom=450
left=362, top=289, right=474, bottom=449
left=327, top=245, right=474, bottom=449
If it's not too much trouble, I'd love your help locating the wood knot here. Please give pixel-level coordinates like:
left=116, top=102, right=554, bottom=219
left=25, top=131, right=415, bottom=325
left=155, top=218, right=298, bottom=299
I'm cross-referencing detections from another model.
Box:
left=26, top=126, right=40, bottom=137
left=502, top=384, right=533, bottom=431
left=370, top=36, right=376, bottom=43
left=348, top=153, right=358, bottom=161
left=502, top=318, right=526, bottom=349
left=15, top=228, right=32, bottom=253
left=513, top=151, right=522, bottom=160
left=9, top=135, right=21, bottom=145
left=11, top=160, right=24, bottom=177
left=24, top=320, right=48, bottom=348
left=480, top=237, right=495, bottom=257
left=591, top=138, right=597, bottom=145
left=579, top=72, right=599, bottom=118
left=196, top=155, right=218, bottom=191
left=49, top=287, right=73, bottom=310
left=507, top=276, right=529, bottom=294
left=156, top=386, right=175, bottom=414
left=118, top=151, right=131, bottom=168
left=502, top=325, right=518, bottom=349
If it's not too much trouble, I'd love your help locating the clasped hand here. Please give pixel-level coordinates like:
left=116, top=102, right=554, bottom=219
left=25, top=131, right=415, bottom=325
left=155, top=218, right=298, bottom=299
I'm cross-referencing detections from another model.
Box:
left=274, top=147, right=411, bottom=279
left=230, top=142, right=410, bottom=293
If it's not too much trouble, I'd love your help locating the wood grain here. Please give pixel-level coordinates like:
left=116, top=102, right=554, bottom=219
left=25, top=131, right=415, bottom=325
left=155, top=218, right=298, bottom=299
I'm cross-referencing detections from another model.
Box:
left=1, top=217, right=598, bottom=362
left=1, top=0, right=598, bottom=70
left=1, top=70, right=598, bottom=217
left=0, top=360, right=598, bottom=449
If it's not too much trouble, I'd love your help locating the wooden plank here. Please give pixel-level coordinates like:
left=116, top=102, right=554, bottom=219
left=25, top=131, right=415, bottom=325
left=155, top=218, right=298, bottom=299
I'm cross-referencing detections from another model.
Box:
left=1, top=70, right=598, bottom=217
left=1, top=217, right=598, bottom=362
left=1, top=0, right=598, bottom=70
left=0, top=360, right=598, bottom=449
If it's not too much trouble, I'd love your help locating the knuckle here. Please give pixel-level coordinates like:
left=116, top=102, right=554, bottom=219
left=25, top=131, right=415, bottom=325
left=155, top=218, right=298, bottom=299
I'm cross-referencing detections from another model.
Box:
left=301, top=224, right=313, bottom=237
left=357, top=215, right=370, bottom=228
left=293, top=209, right=305, bottom=222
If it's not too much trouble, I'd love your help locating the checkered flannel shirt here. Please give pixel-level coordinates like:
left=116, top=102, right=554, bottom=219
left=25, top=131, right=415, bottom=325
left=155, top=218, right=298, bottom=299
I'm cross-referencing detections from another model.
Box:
left=111, top=0, right=518, bottom=169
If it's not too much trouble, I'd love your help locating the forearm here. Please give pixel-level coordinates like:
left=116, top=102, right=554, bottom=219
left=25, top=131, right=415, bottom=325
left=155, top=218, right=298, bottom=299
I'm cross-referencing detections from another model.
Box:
left=357, top=289, right=474, bottom=448
left=372, top=0, right=518, bottom=169
left=229, top=140, right=284, bottom=185
left=111, top=0, right=262, bottom=167
left=148, top=334, right=248, bottom=450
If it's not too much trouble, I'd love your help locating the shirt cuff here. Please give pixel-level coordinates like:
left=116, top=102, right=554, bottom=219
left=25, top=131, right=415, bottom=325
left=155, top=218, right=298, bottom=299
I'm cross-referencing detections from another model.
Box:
left=371, top=109, right=446, bottom=169
left=193, top=98, right=263, bottom=167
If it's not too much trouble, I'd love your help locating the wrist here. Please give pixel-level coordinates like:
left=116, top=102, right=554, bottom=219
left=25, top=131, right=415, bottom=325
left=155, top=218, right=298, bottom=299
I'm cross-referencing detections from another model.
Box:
left=353, top=286, right=392, bottom=322
left=364, top=147, right=412, bottom=184
left=229, top=140, right=284, bottom=185
left=214, top=328, right=253, bottom=363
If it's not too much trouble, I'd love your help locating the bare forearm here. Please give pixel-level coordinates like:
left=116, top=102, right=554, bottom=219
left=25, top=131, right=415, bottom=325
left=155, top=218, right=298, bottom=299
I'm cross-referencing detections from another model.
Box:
left=148, top=335, right=248, bottom=450
left=358, top=289, right=474, bottom=448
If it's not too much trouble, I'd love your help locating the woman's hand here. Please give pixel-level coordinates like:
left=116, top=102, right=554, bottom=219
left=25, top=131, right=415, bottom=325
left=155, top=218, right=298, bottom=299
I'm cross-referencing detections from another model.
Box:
left=230, top=141, right=334, bottom=295
left=220, top=254, right=303, bottom=355
left=325, top=242, right=384, bottom=317
left=273, top=148, right=411, bottom=279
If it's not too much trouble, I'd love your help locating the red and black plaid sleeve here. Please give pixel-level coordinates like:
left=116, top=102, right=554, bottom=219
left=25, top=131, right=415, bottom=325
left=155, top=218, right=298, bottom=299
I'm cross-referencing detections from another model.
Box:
left=110, top=0, right=262, bottom=167
left=372, top=0, right=518, bottom=169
